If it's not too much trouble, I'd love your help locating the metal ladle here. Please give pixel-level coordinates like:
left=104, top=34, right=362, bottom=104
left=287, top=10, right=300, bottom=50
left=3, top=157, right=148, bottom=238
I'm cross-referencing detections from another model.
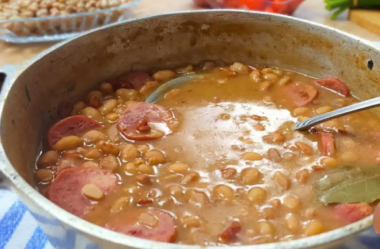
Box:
left=146, top=75, right=380, bottom=131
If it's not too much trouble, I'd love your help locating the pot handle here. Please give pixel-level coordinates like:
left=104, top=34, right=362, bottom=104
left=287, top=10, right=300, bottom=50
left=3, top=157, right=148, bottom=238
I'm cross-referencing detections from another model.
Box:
left=0, top=64, right=19, bottom=185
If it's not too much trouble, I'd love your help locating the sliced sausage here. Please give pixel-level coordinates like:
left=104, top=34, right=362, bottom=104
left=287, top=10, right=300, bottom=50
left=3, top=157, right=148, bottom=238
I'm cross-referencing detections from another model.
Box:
left=285, top=82, right=318, bottom=106
left=220, top=221, right=241, bottom=241
left=374, top=204, right=380, bottom=233
left=117, top=103, right=176, bottom=141
left=48, top=115, right=101, bottom=148
left=112, top=71, right=151, bottom=90
left=105, top=209, right=176, bottom=242
left=334, top=203, right=373, bottom=223
left=316, top=78, right=350, bottom=97
left=321, top=132, right=335, bottom=156
left=47, top=167, right=118, bottom=217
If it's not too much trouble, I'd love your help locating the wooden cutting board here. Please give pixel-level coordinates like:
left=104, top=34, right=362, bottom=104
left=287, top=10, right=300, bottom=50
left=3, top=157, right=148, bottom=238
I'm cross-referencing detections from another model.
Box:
left=349, top=9, right=380, bottom=36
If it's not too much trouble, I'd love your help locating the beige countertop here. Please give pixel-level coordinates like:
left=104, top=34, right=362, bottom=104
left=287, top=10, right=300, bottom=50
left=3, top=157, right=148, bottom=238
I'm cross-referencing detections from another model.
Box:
left=1, top=0, right=379, bottom=66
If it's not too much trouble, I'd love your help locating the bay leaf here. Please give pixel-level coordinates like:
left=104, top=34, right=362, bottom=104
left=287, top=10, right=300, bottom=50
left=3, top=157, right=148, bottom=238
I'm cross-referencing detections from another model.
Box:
left=320, top=174, right=380, bottom=204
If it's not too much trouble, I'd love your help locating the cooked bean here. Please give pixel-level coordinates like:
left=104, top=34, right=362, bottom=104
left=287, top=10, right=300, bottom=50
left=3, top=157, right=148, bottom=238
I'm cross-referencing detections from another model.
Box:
left=116, top=89, right=140, bottom=101
left=168, top=185, right=184, bottom=197
left=283, top=195, right=301, bottom=211
left=240, top=168, right=261, bottom=184
left=304, top=208, right=317, bottom=219
left=123, top=162, right=137, bottom=175
left=297, top=116, right=310, bottom=122
left=135, top=174, right=152, bottom=185
left=247, top=187, right=267, bottom=203
left=82, top=130, right=107, bottom=144
left=99, top=99, right=118, bottom=115
left=145, top=150, right=166, bottom=165
left=292, top=107, right=310, bottom=117
left=96, top=141, right=120, bottom=155
left=99, top=155, right=119, bottom=172
left=250, top=70, right=261, bottom=82
left=181, top=215, right=201, bottom=228
left=84, top=148, right=103, bottom=159
left=263, top=73, right=278, bottom=82
left=99, top=82, right=113, bottom=95
left=263, top=132, right=285, bottom=144
left=296, top=169, right=309, bottom=183
left=105, top=113, right=119, bottom=122
left=81, top=107, right=103, bottom=122
left=187, top=189, right=209, bottom=207
left=258, top=207, right=276, bottom=220
left=267, top=148, right=281, bottom=162
left=253, top=123, right=265, bottom=131
left=221, top=168, right=237, bottom=179
left=181, top=172, right=200, bottom=185
left=120, top=144, right=140, bottom=162
left=71, top=101, right=86, bottom=115
left=139, top=213, right=159, bottom=227
left=321, top=157, right=337, bottom=167
left=220, top=113, right=231, bottom=120
left=82, top=161, right=99, bottom=168
left=304, top=220, right=324, bottom=236
left=242, top=152, right=263, bottom=161
left=82, top=183, right=104, bottom=200
left=177, top=65, right=194, bottom=73
left=164, top=89, right=181, bottom=99
left=140, top=81, right=159, bottom=96
left=258, top=222, right=275, bottom=235
left=261, top=68, right=273, bottom=74
left=153, top=70, right=175, bottom=82
left=212, top=185, right=234, bottom=202
left=269, top=199, right=281, bottom=208
left=35, top=169, right=54, bottom=182
left=230, top=62, right=249, bottom=74
left=295, top=142, right=313, bottom=155
left=168, top=163, right=189, bottom=173
left=111, top=197, right=130, bottom=214
left=87, top=91, right=102, bottom=108
left=286, top=214, right=300, bottom=232
left=260, top=81, right=272, bottom=91
left=278, top=76, right=291, bottom=86
left=55, top=136, right=83, bottom=151
left=316, top=106, right=333, bottom=114
left=37, top=150, right=59, bottom=167
left=273, top=171, right=291, bottom=190
left=138, top=164, right=154, bottom=175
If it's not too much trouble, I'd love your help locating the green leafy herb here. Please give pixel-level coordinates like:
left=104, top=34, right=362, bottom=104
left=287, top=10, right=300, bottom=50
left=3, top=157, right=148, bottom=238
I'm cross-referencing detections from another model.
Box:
left=325, top=0, right=380, bottom=20
left=318, top=165, right=380, bottom=204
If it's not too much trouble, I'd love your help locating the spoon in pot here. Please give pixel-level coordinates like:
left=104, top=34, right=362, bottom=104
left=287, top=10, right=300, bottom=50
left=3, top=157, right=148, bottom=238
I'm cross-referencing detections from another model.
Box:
left=146, top=74, right=380, bottom=132
left=146, top=74, right=204, bottom=103
left=294, top=96, right=380, bottom=131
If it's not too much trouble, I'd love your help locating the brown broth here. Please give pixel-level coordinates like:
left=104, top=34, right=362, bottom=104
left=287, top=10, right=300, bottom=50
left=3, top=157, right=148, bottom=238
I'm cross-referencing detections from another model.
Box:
left=35, top=63, right=380, bottom=246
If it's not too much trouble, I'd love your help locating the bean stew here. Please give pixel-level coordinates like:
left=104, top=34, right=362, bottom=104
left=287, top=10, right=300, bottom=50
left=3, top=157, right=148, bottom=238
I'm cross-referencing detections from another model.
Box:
left=35, top=62, right=379, bottom=245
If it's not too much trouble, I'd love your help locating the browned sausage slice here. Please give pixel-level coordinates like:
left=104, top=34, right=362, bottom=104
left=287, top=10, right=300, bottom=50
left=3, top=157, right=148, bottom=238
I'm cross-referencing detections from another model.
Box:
left=117, top=103, right=176, bottom=141
left=285, top=82, right=318, bottom=106
left=334, top=203, right=373, bottom=223
left=321, top=132, right=335, bottom=156
left=48, top=115, right=101, bottom=148
left=47, top=167, right=118, bottom=217
left=112, top=71, right=151, bottom=90
left=105, top=209, right=176, bottom=242
left=316, top=78, right=350, bottom=97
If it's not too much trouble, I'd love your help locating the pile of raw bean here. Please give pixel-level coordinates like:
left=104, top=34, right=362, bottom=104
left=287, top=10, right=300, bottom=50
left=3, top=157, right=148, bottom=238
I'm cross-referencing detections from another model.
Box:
left=34, top=61, right=376, bottom=245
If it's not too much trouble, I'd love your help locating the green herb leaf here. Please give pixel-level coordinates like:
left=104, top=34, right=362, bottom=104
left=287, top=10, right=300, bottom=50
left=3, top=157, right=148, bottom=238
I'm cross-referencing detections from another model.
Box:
left=318, top=165, right=380, bottom=204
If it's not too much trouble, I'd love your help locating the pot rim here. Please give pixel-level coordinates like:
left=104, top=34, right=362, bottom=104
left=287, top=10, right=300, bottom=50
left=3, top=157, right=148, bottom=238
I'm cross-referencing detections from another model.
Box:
left=0, top=9, right=376, bottom=249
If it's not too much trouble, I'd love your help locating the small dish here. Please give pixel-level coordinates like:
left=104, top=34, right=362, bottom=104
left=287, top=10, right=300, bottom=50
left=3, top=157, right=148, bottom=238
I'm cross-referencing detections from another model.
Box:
left=0, top=0, right=140, bottom=43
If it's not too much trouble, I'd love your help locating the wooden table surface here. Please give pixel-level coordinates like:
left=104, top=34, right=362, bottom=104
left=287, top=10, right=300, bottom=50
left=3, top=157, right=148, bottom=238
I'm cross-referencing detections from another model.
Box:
left=1, top=0, right=380, bottom=66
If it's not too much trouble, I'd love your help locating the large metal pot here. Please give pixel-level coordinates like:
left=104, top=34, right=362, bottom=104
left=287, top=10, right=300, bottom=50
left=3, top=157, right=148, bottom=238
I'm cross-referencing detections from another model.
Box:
left=0, top=10, right=379, bottom=249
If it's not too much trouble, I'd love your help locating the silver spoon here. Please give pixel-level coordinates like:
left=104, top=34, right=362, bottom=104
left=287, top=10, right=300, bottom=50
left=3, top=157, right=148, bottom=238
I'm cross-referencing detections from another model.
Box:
left=294, top=96, right=380, bottom=131
left=146, top=75, right=380, bottom=132
left=146, top=74, right=204, bottom=103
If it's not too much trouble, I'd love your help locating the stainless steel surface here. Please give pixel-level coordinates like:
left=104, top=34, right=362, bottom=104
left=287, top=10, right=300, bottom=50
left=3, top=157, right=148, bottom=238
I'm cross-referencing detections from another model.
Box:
left=146, top=74, right=203, bottom=103
left=0, top=10, right=379, bottom=249
left=295, top=96, right=380, bottom=131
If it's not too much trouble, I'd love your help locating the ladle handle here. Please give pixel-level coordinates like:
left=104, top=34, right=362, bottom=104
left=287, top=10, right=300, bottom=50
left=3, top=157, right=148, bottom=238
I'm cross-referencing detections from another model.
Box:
left=294, top=96, right=380, bottom=131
